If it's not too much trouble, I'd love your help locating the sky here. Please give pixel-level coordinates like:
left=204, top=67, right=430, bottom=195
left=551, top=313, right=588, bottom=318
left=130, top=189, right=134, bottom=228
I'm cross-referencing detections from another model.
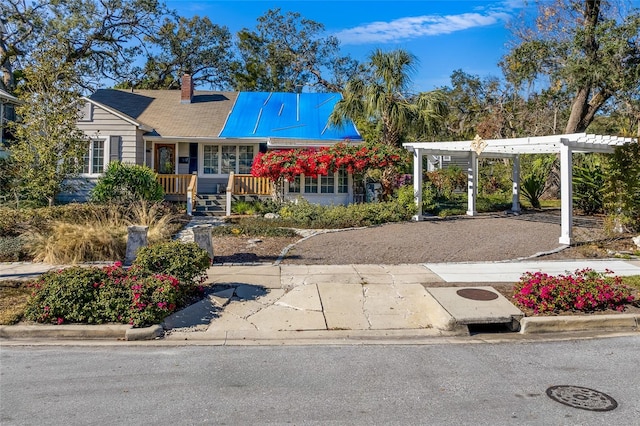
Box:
left=166, top=0, right=526, bottom=92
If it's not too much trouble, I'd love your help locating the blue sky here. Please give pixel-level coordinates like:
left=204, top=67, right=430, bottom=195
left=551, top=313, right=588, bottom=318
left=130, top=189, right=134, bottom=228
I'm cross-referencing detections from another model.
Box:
left=168, top=0, right=523, bottom=92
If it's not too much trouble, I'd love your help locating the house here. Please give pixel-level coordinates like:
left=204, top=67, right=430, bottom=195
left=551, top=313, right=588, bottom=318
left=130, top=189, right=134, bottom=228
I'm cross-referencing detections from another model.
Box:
left=67, top=74, right=362, bottom=212
left=0, top=88, right=21, bottom=159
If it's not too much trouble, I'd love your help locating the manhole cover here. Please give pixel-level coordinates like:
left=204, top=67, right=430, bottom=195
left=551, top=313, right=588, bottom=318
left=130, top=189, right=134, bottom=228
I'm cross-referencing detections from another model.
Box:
left=456, top=288, right=499, bottom=301
left=546, top=385, right=618, bottom=411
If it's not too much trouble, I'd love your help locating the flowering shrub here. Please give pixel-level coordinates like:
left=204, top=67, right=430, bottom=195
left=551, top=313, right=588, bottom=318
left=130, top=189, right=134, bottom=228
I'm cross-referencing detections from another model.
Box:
left=132, top=241, right=210, bottom=285
left=250, top=142, right=408, bottom=182
left=24, top=261, right=204, bottom=327
left=513, top=268, right=637, bottom=314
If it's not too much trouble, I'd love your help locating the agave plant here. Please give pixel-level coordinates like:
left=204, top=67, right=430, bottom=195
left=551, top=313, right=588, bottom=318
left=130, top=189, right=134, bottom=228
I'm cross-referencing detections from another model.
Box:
left=520, top=173, right=546, bottom=209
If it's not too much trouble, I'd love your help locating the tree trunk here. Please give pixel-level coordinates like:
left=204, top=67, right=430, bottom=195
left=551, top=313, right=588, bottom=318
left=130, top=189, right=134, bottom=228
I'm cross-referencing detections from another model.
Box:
left=565, top=87, right=612, bottom=133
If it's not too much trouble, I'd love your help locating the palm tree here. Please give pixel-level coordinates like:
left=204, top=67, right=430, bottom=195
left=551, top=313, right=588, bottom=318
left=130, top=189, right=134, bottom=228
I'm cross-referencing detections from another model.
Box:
left=330, top=48, right=447, bottom=198
left=330, top=48, right=447, bottom=147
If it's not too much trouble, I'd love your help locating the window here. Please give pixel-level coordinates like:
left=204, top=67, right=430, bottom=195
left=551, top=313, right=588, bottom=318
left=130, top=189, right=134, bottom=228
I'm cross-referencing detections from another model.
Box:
left=203, top=145, right=219, bottom=174
left=202, top=145, right=255, bottom=175
left=82, top=139, right=104, bottom=174
left=239, top=146, right=254, bottom=173
left=288, top=176, right=301, bottom=193
left=221, top=146, right=236, bottom=174
left=320, top=174, right=334, bottom=193
left=338, top=167, right=349, bottom=193
left=289, top=170, right=350, bottom=195
left=304, top=175, right=318, bottom=193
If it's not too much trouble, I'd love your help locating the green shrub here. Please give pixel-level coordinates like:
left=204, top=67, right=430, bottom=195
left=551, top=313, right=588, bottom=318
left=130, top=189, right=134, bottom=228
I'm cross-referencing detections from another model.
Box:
left=479, top=159, right=511, bottom=195
left=603, top=143, right=640, bottom=231
left=132, top=241, right=210, bottom=285
left=425, top=167, right=466, bottom=199
left=278, top=198, right=326, bottom=225
left=0, top=236, right=29, bottom=262
left=213, top=218, right=298, bottom=237
left=91, top=162, right=164, bottom=204
left=0, top=207, right=19, bottom=237
left=24, top=263, right=193, bottom=327
left=231, top=200, right=258, bottom=215
left=277, top=198, right=414, bottom=228
left=573, top=156, right=604, bottom=215
left=24, top=267, right=108, bottom=324
left=256, top=198, right=283, bottom=214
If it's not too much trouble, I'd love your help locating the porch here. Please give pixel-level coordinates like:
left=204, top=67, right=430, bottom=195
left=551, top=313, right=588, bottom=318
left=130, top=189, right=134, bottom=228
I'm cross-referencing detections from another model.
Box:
left=156, top=173, right=273, bottom=216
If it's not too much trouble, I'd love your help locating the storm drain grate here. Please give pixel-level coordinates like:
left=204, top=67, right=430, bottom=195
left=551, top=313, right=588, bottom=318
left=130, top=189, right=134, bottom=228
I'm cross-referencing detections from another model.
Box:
left=546, top=385, right=618, bottom=411
left=456, top=288, right=499, bottom=301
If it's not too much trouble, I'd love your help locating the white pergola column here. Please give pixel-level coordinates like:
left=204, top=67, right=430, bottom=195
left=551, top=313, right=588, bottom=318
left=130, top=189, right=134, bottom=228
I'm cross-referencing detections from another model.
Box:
left=412, top=148, right=423, bottom=221
left=467, top=152, right=478, bottom=216
left=559, top=141, right=573, bottom=245
left=511, top=155, right=521, bottom=213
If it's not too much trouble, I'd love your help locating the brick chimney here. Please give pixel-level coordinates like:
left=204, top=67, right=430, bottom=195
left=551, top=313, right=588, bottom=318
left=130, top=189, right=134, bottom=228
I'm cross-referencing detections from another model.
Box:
left=181, top=74, right=194, bottom=104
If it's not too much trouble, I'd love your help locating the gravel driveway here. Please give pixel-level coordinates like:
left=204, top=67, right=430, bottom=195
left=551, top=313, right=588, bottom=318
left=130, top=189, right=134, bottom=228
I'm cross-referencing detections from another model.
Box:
left=281, top=211, right=604, bottom=265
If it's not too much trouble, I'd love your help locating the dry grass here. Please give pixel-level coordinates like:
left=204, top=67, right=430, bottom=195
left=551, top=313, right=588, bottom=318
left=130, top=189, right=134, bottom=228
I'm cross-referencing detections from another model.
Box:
left=23, top=202, right=182, bottom=264
left=0, top=282, right=31, bottom=325
left=125, top=201, right=182, bottom=243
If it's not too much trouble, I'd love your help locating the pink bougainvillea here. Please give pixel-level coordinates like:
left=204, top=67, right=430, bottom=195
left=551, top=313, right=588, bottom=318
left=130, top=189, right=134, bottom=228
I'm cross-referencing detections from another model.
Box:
left=513, top=268, right=637, bottom=314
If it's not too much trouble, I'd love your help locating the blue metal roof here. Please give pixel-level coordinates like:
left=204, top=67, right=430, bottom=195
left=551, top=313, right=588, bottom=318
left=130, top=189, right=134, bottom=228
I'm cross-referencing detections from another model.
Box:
left=219, top=92, right=361, bottom=141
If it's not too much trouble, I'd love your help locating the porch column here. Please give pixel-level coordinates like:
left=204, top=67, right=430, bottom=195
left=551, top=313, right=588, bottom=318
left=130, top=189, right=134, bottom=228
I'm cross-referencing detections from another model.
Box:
left=467, top=152, right=478, bottom=216
left=559, top=141, right=573, bottom=245
left=412, top=148, right=423, bottom=221
left=511, top=155, right=521, bottom=213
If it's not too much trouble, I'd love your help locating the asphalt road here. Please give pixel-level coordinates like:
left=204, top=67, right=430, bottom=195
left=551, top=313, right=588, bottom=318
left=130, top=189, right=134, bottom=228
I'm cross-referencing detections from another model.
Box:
left=2, top=337, right=639, bottom=425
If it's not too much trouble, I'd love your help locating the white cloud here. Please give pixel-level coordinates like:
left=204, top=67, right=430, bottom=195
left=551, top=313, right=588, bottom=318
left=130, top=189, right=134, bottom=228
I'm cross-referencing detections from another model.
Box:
left=335, top=11, right=511, bottom=45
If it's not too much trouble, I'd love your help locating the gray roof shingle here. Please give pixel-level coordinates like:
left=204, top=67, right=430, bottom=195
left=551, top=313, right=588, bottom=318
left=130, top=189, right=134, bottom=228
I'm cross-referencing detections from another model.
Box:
left=89, top=89, right=237, bottom=138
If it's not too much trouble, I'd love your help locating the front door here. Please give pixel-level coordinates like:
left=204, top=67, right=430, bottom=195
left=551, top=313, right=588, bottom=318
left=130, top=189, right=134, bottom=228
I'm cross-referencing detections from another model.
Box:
left=155, top=144, right=175, bottom=174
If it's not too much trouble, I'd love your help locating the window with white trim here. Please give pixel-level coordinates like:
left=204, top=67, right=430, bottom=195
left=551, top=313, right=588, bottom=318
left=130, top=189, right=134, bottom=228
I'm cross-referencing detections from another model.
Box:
left=304, top=175, right=318, bottom=193
left=288, top=169, right=350, bottom=195
left=239, top=146, right=254, bottom=173
left=203, top=145, right=219, bottom=174
left=320, top=174, right=334, bottom=193
left=82, top=139, right=104, bottom=174
left=202, top=145, right=255, bottom=175
left=338, top=167, right=349, bottom=193
left=221, top=145, right=236, bottom=174
left=288, top=176, right=301, bottom=193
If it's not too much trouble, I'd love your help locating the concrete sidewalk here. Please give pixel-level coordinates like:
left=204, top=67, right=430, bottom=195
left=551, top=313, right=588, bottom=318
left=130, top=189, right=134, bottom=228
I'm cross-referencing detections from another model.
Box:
left=2, top=259, right=640, bottom=343
left=162, top=259, right=640, bottom=343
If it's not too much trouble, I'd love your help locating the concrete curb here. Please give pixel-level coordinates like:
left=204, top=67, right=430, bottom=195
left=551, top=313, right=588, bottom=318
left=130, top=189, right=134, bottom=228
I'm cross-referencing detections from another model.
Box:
left=0, top=323, right=163, bottom=341
left=519, top=314, right=639, bottom=334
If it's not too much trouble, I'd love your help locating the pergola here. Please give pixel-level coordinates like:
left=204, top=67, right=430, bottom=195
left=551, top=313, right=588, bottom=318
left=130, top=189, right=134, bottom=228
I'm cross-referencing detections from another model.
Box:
left=403, top=133, right=637, bottom=245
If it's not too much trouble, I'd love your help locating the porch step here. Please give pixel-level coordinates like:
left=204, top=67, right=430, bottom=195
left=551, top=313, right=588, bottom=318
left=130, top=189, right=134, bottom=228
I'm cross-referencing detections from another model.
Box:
left=192, top=194, right=265, bottom=216
left=194, top=194, right=226, bottom=216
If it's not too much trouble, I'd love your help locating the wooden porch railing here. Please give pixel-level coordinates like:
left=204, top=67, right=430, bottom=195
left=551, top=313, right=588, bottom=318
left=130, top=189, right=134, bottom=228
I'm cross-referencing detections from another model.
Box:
left=226, top=173, right=274, bottom=216
left=157, top=174, right=193, bottom=196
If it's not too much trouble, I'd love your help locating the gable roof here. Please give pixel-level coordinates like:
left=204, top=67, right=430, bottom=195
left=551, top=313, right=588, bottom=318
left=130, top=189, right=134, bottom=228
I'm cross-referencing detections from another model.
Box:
left=89, top=89, right=237, bottom=138
left=219, top=92, right=361, bottom=141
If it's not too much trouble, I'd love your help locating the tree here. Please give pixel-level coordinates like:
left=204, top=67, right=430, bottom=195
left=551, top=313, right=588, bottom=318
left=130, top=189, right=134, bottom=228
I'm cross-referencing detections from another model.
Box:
left=502, top=0, right=640, bottom=133
left=330, top=49, right=447, bottom=197
left=1, top=0, right=165, bottom=92
left=233, top=8, right=359, bottom=92
left=9, top=44, right=88, bottom=206
left=119, top=15, right=235, bottom=90
left=330, top=49, right=447, bottom=147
